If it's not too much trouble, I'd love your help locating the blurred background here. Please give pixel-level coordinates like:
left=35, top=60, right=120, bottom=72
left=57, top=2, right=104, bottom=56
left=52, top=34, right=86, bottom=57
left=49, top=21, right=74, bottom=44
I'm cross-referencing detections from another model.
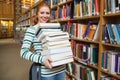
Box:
left=0, top=0, right=34, bottom=80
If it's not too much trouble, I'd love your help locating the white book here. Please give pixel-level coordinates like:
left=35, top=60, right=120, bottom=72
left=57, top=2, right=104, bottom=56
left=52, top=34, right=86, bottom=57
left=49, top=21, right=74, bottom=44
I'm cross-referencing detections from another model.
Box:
left=51, top=58, right=73, bottom=67
left=37, top=28, right=62, bottom=36
left=41, top=46, right=72, bottom=55
left=42, top=39, right=70, bottom=47
left=92, top=23, right=100, bottom=41
left=37, top=31, right=63, bottom=42
left=90, top=71, right=96, bottom=80
left=41, top=32, right=69, bottom=43
left=35, top=23, right=61, bottom=35
left=42, top=43, right=71, bottom=50
left=43, top=32, right=69, bottom=37
left=47, top=51, right=73, bottom=62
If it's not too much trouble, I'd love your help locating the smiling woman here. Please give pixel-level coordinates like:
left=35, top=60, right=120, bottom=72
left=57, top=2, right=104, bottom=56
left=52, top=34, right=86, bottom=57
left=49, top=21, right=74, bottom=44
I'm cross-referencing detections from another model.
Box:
left=20, top=1, right=66, bottom=80
left=34, top=1, right=51, bottom=24
left=37, top=3, right=50, bottom=23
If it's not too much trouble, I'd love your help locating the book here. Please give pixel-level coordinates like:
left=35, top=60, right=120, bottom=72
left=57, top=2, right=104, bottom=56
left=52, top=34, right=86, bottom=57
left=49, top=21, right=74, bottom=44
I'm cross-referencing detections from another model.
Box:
left=36, top=31, right=63, bottom=42
left=92, top=24, right=100, bottom=41
left=106, top=24, right=116, bottom=44
left=118, top=54, right=120, bottom=74
left=86, top=24, right=98, bottom=40
left=44, top=51, right=73, bottom=62
left=95, top=0, right=100, bottom=15
left=42, top=39, right=70, bottom=47
left=41, top=46, right=72, bottom=55
left=41, top=32, right=69, bottom=43
left=51, top=58, right=73, bottom=67
left=111, top=24, right=120, bottom=44
left=35, top=23, right=61, bottom=36
left=42, top=40, right=71, bottom=50
left=102, top=24, right=110, bottom=43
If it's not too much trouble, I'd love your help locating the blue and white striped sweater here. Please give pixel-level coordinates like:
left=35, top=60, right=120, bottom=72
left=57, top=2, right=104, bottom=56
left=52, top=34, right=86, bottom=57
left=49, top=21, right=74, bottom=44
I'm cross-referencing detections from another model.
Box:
left=20, top=26, right=66, bottom=77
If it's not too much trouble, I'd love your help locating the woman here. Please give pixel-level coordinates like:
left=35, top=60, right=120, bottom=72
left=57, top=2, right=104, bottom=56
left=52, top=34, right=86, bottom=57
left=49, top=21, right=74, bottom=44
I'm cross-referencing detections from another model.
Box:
left=20, top=1, right=66, bottom=80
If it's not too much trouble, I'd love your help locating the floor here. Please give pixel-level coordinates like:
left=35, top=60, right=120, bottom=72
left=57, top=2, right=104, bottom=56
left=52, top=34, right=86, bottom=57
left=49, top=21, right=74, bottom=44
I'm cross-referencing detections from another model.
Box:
left=0, top=38, right=32, bottom=80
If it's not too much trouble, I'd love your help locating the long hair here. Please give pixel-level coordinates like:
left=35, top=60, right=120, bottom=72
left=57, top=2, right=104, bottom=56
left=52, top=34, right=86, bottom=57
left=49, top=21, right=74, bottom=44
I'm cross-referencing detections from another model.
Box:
left=34, top=1, right=51, bottom=25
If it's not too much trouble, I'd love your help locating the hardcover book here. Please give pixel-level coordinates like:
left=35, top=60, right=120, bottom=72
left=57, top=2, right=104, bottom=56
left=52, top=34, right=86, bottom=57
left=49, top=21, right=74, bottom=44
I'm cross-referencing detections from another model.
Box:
left=41, top=46, right=72, bottom=55
left=35, top=23, right=61, bottom=36
left=41, top=32, right=69, bottom=43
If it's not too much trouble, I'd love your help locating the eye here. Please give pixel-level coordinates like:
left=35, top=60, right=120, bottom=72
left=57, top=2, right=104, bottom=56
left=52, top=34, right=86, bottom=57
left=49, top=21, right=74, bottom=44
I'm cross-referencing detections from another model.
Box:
left=40, top=12, right=44, bottom=14
left=46, top=12, right=50, bottom=15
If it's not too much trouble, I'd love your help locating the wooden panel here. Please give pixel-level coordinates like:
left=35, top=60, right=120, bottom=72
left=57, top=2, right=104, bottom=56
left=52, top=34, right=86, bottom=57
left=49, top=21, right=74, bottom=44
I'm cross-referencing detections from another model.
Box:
left=0, top=4, right=3, bottom=14
left=0, top=4, right=14, bottom=18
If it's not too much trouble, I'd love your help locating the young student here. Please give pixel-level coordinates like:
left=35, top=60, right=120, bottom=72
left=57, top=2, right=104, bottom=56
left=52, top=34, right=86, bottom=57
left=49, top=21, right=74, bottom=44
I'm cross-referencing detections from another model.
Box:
left=20, top=1, right=66, bottom=80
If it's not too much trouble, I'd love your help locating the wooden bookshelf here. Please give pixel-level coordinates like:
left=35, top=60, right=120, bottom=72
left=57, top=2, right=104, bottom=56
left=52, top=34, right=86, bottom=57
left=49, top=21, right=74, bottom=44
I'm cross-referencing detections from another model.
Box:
left=16, top=0, right=120, bottom=80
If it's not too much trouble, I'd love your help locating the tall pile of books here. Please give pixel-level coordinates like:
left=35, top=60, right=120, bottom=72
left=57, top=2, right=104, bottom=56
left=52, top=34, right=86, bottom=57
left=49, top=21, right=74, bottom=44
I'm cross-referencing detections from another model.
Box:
left=35, top=23, right=73, bottom=67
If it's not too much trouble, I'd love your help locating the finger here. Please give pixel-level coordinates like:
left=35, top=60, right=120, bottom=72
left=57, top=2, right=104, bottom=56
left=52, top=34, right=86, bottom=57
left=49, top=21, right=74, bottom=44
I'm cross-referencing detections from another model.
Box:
left=46, top=59, right=52, bottom=69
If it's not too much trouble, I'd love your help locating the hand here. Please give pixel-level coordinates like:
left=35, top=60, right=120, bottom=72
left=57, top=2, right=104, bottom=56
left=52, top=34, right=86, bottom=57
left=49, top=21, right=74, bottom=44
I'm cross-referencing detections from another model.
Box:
left=44, top=56, right=52, bottom=69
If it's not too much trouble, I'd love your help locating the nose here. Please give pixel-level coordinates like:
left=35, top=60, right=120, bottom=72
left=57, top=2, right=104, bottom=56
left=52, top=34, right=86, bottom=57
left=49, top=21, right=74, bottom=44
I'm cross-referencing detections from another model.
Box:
left=43, top=13, right=48, bottom=18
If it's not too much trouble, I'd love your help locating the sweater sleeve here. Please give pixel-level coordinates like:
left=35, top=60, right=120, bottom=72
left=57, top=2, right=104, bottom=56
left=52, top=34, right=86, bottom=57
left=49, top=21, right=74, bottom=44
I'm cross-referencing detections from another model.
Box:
left=20, top=27, right=45, bottom=64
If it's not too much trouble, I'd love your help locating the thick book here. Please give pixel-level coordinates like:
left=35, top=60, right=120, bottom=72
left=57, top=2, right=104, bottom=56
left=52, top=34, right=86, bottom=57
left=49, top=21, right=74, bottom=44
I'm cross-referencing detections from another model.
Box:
left=42, top=41, right=71, bottom=50
left=51, top=57, right=73, bottom=67
left=41, top=32, right=69, bottom=43
left=111, top=24, right=120, bottom=44
left=86, top=24, right=98, bottom=40
left=102, top=25, right=110, bottom=43
left=41, top=46, right=72, bottom=55
left=35, top=23, right=61, bottom=36
left=45, top=51, right=73, bottom=62
left=106, top=24, right=116, bottom=44
left=42, top=39, right=70, bottom=47
left=37, top=31, right=63, bottom=42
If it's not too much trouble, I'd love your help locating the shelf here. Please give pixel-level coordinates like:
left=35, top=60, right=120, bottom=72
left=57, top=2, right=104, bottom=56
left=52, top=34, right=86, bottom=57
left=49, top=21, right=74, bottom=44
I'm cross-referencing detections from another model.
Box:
left=101, top=70, right=120, bottom=79
left=103, top=13, right=120, bottom=17
left=74, top=57, right=98, bottom=70
left=102, top=43, right=120, bottom=48
left=71, top=38, right=100, bottom=45
left=57, top=16, right=100, bottom=23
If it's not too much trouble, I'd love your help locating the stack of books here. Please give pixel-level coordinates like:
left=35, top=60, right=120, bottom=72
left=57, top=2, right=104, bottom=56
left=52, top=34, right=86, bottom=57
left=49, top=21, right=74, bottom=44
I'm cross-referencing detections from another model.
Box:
left=35, top=23, right=73, bottom=67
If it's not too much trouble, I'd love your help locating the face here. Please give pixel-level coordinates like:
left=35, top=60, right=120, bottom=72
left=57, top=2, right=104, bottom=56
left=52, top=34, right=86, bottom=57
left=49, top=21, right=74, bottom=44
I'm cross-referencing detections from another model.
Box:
left=37, top=6, right=50, bottom=23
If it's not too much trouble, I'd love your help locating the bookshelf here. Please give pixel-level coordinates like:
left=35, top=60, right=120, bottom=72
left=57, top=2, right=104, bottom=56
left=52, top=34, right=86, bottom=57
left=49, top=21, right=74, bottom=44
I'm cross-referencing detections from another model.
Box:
left=16, top=0, right=120, bottom=80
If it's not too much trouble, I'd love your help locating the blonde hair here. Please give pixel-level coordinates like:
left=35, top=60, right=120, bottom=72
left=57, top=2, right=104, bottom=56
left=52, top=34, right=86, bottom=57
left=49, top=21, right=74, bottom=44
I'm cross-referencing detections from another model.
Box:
left=34, top=1, right=51, bottom=25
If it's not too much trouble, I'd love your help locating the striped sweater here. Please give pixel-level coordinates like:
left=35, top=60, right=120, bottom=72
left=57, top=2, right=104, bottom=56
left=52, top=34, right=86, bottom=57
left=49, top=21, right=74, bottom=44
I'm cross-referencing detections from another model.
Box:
left=20, top=26, right=66, bottom=77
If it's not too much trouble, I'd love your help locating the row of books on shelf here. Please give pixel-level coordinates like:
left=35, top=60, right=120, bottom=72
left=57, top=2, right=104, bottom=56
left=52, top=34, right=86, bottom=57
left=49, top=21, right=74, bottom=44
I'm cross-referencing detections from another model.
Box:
left=102, top=51, right=120, bottom=75
left=50, top=0, right=71, bottom=8
left=31, top=7, right=37, bottom=17
left=104, top=0, right=120, bottom=14
left=51, top=0, right=100, bottom=20
left=58, top=3, right=73, bottom=20
left=17, top=11, right=30, bottom=22
left=61, top=21, right=100, bottom=41
left=16, top=19, right=31, bottom=27
left=66, top=62, right=119, bottom=80
left=66, top=62, right=97, bottom=80
left=51, top=9, right=58, bottom=21
left=73, top=0, right=100, bottom=17
left=102, top=24, right=120, bottom=45
left=71, top=41, right=98, bottom=65
left=35, top=23, right=73, bottom=67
